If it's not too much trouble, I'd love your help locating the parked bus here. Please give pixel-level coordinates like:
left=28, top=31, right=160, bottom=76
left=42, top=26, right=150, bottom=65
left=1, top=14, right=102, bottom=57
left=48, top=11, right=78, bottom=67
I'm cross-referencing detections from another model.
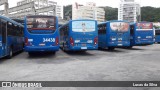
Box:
left=130, top=22, right=154, bottom=47
left=155, top=29, right=160, bottom=43
left=0, top=15, right=24, bottom=59
left=59, top=20, right=98, bottom=51
left=24, top=15, right=59, bottom=55
left=98, top=21, right=130, bottom=50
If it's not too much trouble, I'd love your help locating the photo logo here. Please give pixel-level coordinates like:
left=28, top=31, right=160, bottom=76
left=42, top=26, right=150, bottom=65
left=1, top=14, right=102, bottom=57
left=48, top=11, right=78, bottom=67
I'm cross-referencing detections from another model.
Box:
left=2, top=82, right=11, bottom=87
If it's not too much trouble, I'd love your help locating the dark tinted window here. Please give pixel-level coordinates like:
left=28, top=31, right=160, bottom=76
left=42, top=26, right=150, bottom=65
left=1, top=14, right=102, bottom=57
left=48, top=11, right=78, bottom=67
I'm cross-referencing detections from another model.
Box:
left=130, top=25, right=134, bottom=35
left=155, top=30, right=160, bottom=35
left=27, top=16, right=56, bottom=34
left=0, top=19, right=1, bottom=35
left=98, top=24, right=106, bottom=34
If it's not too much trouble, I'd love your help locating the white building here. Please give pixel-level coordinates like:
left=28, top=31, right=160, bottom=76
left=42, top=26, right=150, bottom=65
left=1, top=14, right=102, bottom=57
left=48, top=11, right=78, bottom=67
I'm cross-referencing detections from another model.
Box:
left=17, top=0, right=63, bottom=18
left=118, top=0, right=141, bottom=22
left=72, top=2, right=105, bottom=22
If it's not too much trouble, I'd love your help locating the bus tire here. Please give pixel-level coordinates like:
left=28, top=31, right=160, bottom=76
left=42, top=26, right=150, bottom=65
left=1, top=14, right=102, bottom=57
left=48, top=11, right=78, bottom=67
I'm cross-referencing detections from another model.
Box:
left=108, top=47, right=115, bottom=50
left=28, top=52, right=33, bottom=56
left=7, top=47, right=13, bottom=59
left=52, top=51, right=56, bottom=54
left=62, top=43, right=65, bottom=51
left=128, top=46, right=133, bottom=48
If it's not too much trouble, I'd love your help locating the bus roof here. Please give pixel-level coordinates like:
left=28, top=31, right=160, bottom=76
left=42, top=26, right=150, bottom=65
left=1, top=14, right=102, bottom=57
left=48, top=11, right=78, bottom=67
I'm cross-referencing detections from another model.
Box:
left=98, top=20, right=129, bottom=25
left=0, top=15, right=23, bottom=27
left=25, top=15, right=58, bottom=18
left=130, top=21, right=152, bottom=25
left=59, top=19, right=97, bottom=28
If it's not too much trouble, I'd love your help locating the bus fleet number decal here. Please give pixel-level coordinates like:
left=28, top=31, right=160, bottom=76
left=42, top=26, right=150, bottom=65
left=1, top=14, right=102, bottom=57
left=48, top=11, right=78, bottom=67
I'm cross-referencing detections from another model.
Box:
left=43, top=38, right=55, bottom=42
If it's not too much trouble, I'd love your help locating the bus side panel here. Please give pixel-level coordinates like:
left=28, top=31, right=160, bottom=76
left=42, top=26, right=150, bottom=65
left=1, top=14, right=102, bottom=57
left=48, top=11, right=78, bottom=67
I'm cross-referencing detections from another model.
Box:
left=0, top=35, right=2, bottom=58
left=98, top=34, right=106, bottom=48
left=155, top=35, right=160, bottom=43
left=7, top=36, right=23, bottom=54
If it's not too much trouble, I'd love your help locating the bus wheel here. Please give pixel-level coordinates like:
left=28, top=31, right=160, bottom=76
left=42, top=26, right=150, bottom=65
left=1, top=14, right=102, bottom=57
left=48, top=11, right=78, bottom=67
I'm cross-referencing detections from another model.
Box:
left=52, top=51, right=56, bottom=54
left=108, top=47, right=115, bottom=50
left=62, top=43, right=65, bottom=51
left=28, top=52, right=34, bottom=56
left=7, top=48, right=13, bottom=59
left=128, top=46, right=133, bottom=48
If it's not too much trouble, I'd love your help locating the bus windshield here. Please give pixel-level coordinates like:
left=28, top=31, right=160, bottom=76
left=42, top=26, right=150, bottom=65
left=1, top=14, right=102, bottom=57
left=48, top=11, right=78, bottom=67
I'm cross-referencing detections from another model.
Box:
left=110, top=22, right=129, bottom=32
left=72, top=21, right=96, bottom=32
left=136, top=23, right=153, bottom=30
left=27, top=16, right=56, bottom=33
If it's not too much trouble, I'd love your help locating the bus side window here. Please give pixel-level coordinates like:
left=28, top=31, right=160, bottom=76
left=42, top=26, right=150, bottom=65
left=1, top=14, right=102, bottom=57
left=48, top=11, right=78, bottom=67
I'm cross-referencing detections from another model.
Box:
left=7, top=22, right=12, bottom=36
left=130, top=25, right=134, bottom=35
left=98, top=24, right=106, bottom=34
left=156, top=30, right=160, bottom=35
left=13, top=25, right=17, bottom=36
left=1, top=20, right=7, bottom=43
left=21, top=27, right=24, bottom=37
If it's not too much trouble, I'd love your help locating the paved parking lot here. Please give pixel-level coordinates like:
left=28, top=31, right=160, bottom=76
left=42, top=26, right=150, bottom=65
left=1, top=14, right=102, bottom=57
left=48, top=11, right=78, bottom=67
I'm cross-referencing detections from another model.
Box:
left=0, top=44, right=160, bottom=90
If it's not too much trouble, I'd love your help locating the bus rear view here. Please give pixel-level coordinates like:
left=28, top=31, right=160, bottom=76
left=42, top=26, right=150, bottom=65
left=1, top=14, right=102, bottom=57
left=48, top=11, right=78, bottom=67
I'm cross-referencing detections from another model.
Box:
left=60, top=20, right=98, bottom=51
left=98, top=21, right=130, bottom=50
left=130, top=22, right=154, bottom=47
left=24, top=15, right=59, bottom=55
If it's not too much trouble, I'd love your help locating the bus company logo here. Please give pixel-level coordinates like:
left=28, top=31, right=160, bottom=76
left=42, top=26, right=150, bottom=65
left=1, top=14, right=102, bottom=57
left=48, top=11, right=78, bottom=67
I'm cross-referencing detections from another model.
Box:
left=2, top=82, right=11, bottom=87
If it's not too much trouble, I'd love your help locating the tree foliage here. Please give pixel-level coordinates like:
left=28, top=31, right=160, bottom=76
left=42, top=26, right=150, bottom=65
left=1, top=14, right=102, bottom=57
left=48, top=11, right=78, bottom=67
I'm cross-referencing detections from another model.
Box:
left=63, top=5, right=160, bottom=22
left=141, top=6, right=160, bottom=22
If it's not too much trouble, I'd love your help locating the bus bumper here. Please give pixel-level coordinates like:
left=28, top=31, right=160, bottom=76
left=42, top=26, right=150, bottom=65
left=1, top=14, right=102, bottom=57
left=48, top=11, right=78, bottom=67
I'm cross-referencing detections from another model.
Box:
left=135, top=41, right=154, bottom=45
left=68, top=46, right=98, bottom=51
left=24, top=46, right=59, bottom=52
left=108, top=42, right=130, bottom=47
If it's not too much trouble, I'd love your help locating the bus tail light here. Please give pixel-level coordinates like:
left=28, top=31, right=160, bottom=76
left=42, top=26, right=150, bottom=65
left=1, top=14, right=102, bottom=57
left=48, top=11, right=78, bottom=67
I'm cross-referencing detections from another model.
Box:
left=55, top=37, right=59, bottom=46
left=70, top=37, right=74, bottom=46
left=94, top=36, right=98, bottom=45
left=25, top=37, right=28, bottom=46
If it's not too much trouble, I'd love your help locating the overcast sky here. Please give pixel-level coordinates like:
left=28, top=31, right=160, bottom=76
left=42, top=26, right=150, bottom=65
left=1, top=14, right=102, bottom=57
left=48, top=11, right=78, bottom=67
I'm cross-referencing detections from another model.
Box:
left=3, top=0, right=160, bottom=8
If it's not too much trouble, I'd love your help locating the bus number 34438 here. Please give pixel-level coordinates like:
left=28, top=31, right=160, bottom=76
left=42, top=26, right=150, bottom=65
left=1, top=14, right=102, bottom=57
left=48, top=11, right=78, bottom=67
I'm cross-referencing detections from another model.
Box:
left=43, top=38, right=55, bottom=42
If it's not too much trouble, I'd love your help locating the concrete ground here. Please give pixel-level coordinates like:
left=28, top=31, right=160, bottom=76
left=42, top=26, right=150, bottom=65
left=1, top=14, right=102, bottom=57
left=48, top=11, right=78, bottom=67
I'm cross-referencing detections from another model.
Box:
left=0, top=44, right=160, bottom=90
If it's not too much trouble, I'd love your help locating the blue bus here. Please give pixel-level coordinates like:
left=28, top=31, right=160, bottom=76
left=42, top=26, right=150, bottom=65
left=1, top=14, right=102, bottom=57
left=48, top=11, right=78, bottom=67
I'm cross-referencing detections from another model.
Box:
left=98, top=21, right=130, bottom=50
left=24, top=15, right=59, bottom=55
left=59, top=20, right=98, bottom=51
left=130, top=22, right=154, bottom=47
left=155, top=29, right=160, bottom=43
left=0, top=15, right=24, bottom=59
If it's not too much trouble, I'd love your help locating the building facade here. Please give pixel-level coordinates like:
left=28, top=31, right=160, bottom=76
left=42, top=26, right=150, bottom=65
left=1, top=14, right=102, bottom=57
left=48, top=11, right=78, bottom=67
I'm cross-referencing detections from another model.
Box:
left=118, top=0, right=141, bottom=22
left=72, top=2, right=105, bottom=22
left=17, top=0, right=63, bottom=18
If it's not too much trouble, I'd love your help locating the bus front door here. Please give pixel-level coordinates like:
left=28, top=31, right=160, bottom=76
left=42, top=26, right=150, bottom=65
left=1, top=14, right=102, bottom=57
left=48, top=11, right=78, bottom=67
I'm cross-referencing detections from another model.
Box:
left=1, top=21, right=7, bottom=57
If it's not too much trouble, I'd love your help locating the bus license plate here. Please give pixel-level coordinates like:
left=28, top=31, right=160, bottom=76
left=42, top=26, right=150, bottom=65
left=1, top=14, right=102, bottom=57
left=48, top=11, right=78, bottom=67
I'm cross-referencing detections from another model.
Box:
left=81, top=47, right=87, bottom=49
left=39, top=43, right=45, bottom=46
left=82, top=44, right=86, bottom=46
left=118, top=44, right=123, bottom=46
